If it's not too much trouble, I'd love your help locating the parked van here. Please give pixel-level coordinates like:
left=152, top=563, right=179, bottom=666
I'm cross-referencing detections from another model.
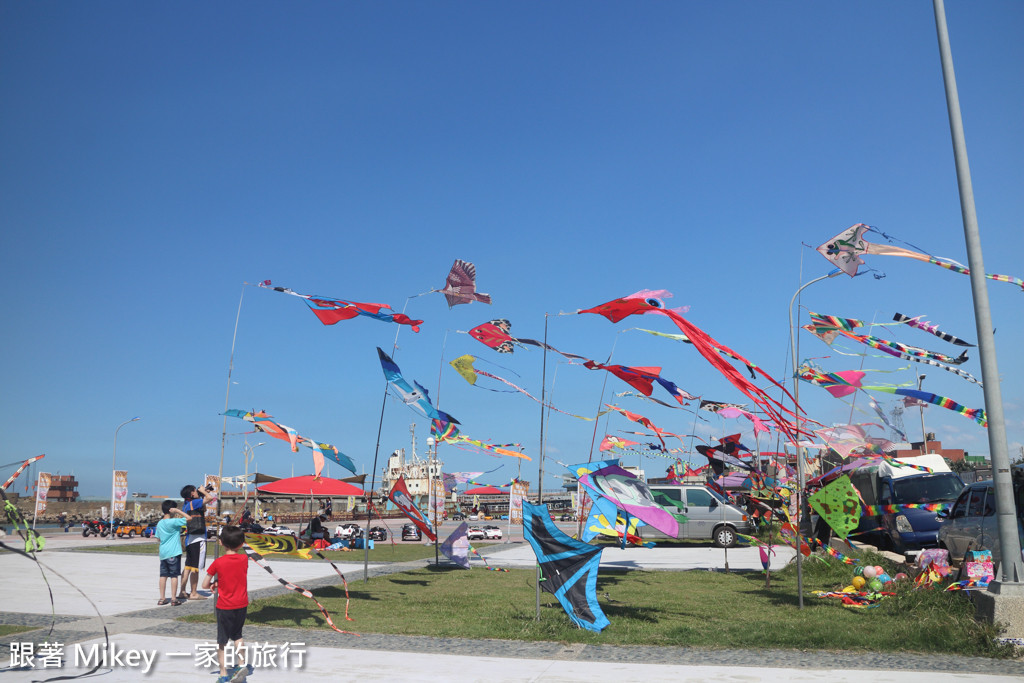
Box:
left=642, top=484, right=752, bottom=547
left=849, top=454, right=964, bottom=556
left=937, top=478, right=1024, bottom=566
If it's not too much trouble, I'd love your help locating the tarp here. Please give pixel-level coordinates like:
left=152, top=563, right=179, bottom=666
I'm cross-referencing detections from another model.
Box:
left=257, top=475, right=365, bottom=496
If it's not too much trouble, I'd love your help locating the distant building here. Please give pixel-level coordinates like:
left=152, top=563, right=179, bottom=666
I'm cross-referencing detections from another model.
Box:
left=46, top=475, right=79, bottom=502
left=892, top=439, right=965, bottom=463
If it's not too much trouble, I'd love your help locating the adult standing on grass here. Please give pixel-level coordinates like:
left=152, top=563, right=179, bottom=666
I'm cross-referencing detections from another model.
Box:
left=179, top=482, right=216, bottom=601
left=156, top=500, right=189, bottom=606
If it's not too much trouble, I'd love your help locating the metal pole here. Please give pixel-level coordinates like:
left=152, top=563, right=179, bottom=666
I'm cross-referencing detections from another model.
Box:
left=536, top=313, right=549, bottom=620
left=111, top=417, right=140, bottom=540
left=789, top=270, right=840, bottom=609
left=932, top=0, right=1023, bottom=588
left=917, top=375, right=928, bottom=453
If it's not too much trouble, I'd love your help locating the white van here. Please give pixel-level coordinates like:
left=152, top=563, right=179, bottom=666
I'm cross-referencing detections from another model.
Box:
left=643, top=485, right=753, bottom=547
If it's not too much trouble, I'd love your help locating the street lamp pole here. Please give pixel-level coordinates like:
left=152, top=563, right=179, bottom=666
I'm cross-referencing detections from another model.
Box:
left=917, top=375, right=928, bottom=453
left=932, top=0, right=1024, bottom=590
left=788, top=269, right=840, bottom=609
left=243, top=441, right=265, bottom=507
left=111, top=417, right=140, bottom=539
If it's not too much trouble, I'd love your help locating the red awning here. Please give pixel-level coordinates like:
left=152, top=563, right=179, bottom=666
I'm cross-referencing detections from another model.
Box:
left=257, top=475, right=365, bottom=497
left=463, top=485, right=505, bottom=495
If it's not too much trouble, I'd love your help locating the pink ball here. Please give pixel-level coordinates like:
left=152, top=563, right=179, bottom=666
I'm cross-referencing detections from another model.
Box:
left=894, top=572, right=909, bottom=581
left=863, top=565, right=878, bottom=579
left=874, top=565, right=885, bottom=576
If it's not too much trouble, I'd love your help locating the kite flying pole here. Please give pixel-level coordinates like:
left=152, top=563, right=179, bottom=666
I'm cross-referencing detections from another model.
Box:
left=215, top=284, right=247, bottom=562
left=535, top=313, right=549, bottom=621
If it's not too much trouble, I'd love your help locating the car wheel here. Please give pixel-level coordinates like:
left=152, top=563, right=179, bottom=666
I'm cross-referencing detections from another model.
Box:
left=101, top=529, right=109, bottom=537
left=128, top=530, right=136, bottom=538
left=82, top=528, right=90, bottom=537
left=713, top=526, right=737, bottom=548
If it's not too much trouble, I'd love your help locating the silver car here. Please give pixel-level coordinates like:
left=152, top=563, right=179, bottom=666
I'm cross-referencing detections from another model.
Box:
left=937, top=479, right=1023, bottom=565
left=642, top=485, right=753, bottom=547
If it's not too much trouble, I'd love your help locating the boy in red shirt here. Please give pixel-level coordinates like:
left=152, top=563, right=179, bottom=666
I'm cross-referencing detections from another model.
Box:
left=203, top=525, right=250, bottom=682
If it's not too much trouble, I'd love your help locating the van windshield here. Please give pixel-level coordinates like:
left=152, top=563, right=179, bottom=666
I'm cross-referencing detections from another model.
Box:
left=892, top=474, right=963, bottom=503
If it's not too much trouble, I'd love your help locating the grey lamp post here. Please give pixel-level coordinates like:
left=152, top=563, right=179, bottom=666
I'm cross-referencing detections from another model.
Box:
left=788, top=269, right=841, bottom=608
left=917, top=375, right=928, bottom=453
left=110, top=417, right=140, bottom=538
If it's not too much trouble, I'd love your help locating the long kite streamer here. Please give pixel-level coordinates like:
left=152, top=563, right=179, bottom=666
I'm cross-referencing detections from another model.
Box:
left=816, top=223, right=1024, bottom=291
left=467, top=319, right=587, bottom=359
left=259, top=282, right=423, bottom=331
left=449, top=354, right=593, bottom=420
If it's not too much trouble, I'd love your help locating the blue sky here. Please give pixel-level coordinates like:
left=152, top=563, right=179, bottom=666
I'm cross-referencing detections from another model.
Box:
left=1, top=2, right=1021, bottom=499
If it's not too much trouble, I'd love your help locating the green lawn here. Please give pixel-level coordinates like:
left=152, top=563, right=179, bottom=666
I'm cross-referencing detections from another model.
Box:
left=78, top=539, right=491, bottom=563
left=180, top=551, right=1017, bottom=658
left=0, top=624, right=37, bottom=637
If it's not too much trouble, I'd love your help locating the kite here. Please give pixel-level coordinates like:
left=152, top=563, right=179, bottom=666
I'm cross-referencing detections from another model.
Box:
left=259, top=282, right=423, bottom=331
left=797, top=367, right=987, bottom=427
left=578, top=464, right=679, bottom=538
left=439, top=259, right=492, bottom=308
left=807, top=312, right=969, bottom=365
left=603, top=405, right=675, bottom=450
left=816, top=223, right=1024, bottom=290
left=716, top=406, right=771, bottom=434
left=442, top=471, right=485, bottom=494
left=567, top=459, right=636, bottom=544
left=429, top=415, right=529, bottom=460
left=378, top=348, right=458, bottom=426
left=699, top=399, right=748, bottom=413
left=244, top=544, right=354, bottom=633
left=581, top=291, right=809, bottom=442
left=628, top=327, right=758, bottom=380
left=695, top=444, right=755, bottom=475
left=244, top=532, right=313, bottom=559
left=893, top=313, right=974, bottom=347
left=808, top=475, right=861, bottom=539
left=224, top=409, right=356, bottom=477
left=389, top=475, right=436, bottom=542
left=869, top=397, right=907, bottom=440
left=467, top=319, right=587, bottom=359
left=449, top=354, right=593, bottom=420
left=440, top=522, right=471, bottom=569
left=801, top=319, right=981, bottom=384
left=582, top=360, right=696, bottom=404
left=599, top=435, right=640, bottom=452
left=522, top=501, right=610, bottom=632
left=2, top=454, right=45, bottom=491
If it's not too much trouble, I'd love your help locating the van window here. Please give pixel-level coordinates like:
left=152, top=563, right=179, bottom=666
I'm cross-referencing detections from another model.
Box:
left=652, top=488, right=683, bottom=505
left=983, top=487, right=995, bottom=516
left=892, top=475, right=964, bottom=504
left=686, top=488, right=715, bottom=508
left=967, top=487, right=986, bottom=517
left=950, top=489, right=971, bottom=519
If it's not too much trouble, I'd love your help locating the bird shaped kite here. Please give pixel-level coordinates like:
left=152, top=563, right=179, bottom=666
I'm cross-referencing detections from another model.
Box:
left=440, top=259, right=492, bottom=308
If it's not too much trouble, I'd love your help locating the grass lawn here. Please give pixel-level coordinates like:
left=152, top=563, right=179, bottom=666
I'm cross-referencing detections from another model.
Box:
left=78, top=540, right=487, bottom=563
left=0, top=625, right=37, bottom=637
left=180, top=550, right=1017, bottom=658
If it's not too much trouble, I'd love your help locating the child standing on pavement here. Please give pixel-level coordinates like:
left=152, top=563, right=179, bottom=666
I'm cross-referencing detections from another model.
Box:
left=156, top=500, right=189, bottom=606
left=203, top=525, right=251, bottom=683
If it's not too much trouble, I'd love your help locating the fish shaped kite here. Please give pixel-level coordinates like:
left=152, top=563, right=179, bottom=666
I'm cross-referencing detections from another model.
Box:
left=578, top=464, right=679, bottom=538
left=439, top=259, right=492, bottom=308
left=892, top=313, right=975, bottom=347
left=816, top=223, right=1024, bottom=290
left=259, top=282, right=423, bottom=331
left=430, top=415, right=530, bottom=460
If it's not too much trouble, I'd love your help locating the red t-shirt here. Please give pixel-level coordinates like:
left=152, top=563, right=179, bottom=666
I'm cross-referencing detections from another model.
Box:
left=207, top=553, right=249, bottom=610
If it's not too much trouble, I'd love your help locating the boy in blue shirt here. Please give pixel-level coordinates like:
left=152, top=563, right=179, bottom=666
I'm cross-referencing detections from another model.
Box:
left=156, top=499, right=189, bottom=606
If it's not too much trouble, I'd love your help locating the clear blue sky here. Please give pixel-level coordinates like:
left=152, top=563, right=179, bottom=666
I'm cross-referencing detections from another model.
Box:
left=1, top=2, right=1021, bottom=499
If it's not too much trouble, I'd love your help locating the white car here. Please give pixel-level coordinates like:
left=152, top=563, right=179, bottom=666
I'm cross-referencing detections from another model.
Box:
left=483, top=526, right=502, bottom=540
left=263, top=525, right=297, bottom=536
left=466, top=526, right=486, bottom=541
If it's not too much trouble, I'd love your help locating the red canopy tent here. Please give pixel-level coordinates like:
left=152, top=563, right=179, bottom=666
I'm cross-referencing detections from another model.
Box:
left=257, top=475, right=365, bottom=497
left=464, top=485, right=504, bottom=495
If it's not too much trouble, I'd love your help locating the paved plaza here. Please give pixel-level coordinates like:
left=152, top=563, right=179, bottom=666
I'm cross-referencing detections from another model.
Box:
left=2, top=532, right=1023, bottom=681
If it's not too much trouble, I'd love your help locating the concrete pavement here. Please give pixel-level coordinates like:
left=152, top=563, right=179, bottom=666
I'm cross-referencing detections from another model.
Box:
left=2, top=531, right=1023, bottom=682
